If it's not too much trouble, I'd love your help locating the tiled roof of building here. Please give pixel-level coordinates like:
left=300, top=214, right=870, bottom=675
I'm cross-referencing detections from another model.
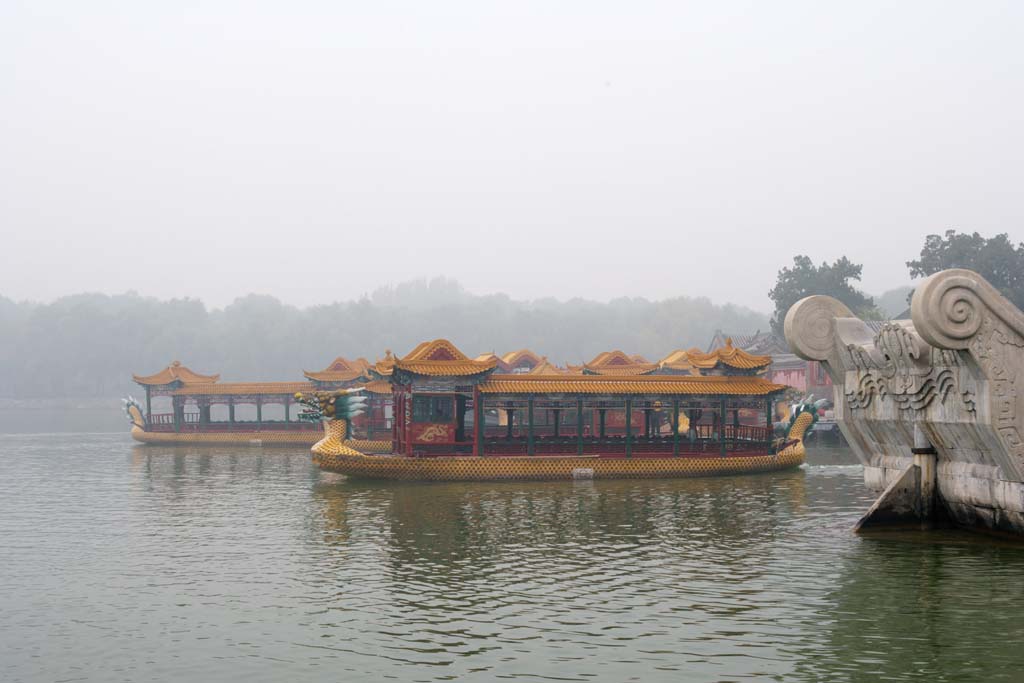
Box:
left=688, top=339, right=772, bottom=370
left=527, top=358, right=569, bottom=375
left=501, top=349, right=544, bottom=369
left=657, top=350, right=699, bottom=374
left=303, top=356, right=372, bottom=382
left=364, top=380, right=393, bottom=394
left=133, top=361, right=220, bottom=386
left=582, top=350, right=659, bottom=376
left=479, top=374, right=786, bottom=396
left=394, top=339, right=498, bottom=377
left=171, top=381, right=313, bottom=396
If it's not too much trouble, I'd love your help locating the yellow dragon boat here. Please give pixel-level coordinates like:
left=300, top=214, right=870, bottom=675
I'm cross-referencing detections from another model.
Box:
left=303, top=339, right=812, bottom=482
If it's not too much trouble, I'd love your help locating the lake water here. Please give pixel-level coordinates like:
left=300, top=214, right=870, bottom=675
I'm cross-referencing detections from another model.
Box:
left=3, top=433, right=1024, bottom=682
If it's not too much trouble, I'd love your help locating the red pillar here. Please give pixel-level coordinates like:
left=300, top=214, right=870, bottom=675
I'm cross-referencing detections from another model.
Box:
left=472, top=386, right=481, bottom=457
left=404, top=389, right=414, bottom=458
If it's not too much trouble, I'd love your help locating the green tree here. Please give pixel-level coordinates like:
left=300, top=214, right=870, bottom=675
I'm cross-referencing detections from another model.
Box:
left=768, top=256, right=876, bottom=335
left=907, top=230, right=1024, bottom=309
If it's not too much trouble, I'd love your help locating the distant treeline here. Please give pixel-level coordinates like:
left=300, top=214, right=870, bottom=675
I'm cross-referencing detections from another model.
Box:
left=0, top=278, right=768, bottom=399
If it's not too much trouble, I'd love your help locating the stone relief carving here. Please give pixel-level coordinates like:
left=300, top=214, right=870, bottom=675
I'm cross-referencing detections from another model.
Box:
left=841, top=322, right=969, bottom=414
left=911, top=269, right=1024, bottom=479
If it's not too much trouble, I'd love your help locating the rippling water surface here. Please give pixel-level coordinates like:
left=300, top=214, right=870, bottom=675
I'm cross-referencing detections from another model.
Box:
left=3, top=435, right=1024, bottom=682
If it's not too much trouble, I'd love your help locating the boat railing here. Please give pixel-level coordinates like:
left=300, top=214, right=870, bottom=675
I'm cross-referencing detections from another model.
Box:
left=143, top=413, right=322, bottom=433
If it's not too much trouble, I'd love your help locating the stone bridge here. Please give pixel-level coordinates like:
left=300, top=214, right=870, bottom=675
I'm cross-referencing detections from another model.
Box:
left=784, top=268, right=1024, bottom=535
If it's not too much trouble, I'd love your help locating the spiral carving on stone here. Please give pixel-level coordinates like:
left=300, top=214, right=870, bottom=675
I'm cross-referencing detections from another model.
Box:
left=912, top=270, right=987, bottom=349
left=784, top=296, right=853, bottom=361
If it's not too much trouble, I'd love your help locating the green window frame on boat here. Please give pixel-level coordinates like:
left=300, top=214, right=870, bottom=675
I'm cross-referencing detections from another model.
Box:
left=412, top=395, right=454, bottom=423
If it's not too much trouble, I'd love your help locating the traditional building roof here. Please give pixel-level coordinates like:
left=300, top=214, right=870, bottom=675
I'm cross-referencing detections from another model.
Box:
left=657, top=350, right=700, bottom=374
left=303, top=356, right=372, bottom=383
left=364, top=380, right=393, bottom=394
left=373, top=350, right=397, bottom=377
left=688, top=339, right=771, bottom=370
left=133, top=361, right=220, bottom=387
left=708, top=330, right=790, bottom=356
left=527, top=358, right=569, bottom=375
left=501, top=349, right=544, bottom=371
left=171, top=381, right=313, bottom=396
left=582, top=350, right=659, bottom=376
left=394, top=339, right=498, bottom=377
left=479, top=374, right=786, bottom=396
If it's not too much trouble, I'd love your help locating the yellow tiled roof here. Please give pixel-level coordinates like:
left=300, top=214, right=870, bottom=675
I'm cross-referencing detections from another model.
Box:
left=396, top=360, right=498, bottom=376
left=172, top=381, right=314, bottom=396
left=582, top=350, right=659, bottom=375
left=527, top=358, right=568, bottom=375
left=303, top=356, right=373, bottom=382
left=687, top=339, right=771, bottom=369
left=501, top=349, right=543, bottom=369
left=479, top=374, right=785, bottom=396
left=656, top=349, right=699, bottom=373
left=364, top=380, right=393, bottom=394
left=394, top=339, right=497, bottom=376
left=373, top=350, right=397, bottom=376
left=133, top=361, right=220, bottom=386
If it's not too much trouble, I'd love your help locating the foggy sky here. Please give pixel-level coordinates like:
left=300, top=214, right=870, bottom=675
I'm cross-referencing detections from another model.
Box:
left=2, top=1, right=1022, bottom=312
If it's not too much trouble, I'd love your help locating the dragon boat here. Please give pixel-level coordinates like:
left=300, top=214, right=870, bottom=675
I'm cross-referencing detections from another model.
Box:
left=304, top=339, right=813, bottom=482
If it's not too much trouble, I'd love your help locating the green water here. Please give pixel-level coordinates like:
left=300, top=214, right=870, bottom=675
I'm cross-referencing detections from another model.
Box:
left=2, top=434, right=1024, bottom=682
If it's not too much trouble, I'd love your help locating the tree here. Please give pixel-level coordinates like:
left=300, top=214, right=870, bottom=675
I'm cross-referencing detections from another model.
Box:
left=907, top=230, right=1024, bottom=309
left=768, top=255, right=876, bottom=335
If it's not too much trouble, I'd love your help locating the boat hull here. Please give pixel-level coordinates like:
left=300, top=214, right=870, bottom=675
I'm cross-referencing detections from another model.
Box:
left=313, top=449, right=805, bottom=481
left=130, top=426, right=391, bottom=451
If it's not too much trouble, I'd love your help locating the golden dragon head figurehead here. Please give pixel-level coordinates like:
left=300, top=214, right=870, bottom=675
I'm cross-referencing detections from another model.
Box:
left=122, top=396, right=146, bottom=430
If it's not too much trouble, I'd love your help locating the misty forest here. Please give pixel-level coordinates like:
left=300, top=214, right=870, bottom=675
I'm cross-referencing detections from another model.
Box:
left=5, top=229, right=1017, bottom=400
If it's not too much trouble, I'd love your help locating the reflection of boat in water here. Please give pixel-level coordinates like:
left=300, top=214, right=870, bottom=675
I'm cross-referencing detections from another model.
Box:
left=310, top=339, right=815, bottom=482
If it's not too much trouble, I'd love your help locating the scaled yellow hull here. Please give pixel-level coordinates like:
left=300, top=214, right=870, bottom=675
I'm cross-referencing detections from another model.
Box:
left=313, top=448, right=804, bottom=482
left=310, top=414, right=810, bottom=482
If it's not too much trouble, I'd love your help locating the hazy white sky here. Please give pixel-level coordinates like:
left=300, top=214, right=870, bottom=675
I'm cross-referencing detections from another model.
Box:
left=2, top=1, right=1022, bottom=312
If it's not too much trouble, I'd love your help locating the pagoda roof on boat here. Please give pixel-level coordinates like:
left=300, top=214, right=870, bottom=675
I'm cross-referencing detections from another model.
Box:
left=171, top=381, right=314, bottom=396
left=527, top=358, right=570, bottom=375
left=372, top=350, right=397, bottom=377
left=479, top=374, right=786, bottom=396
left=657, top=349, right=700, bottom=373
left=582, top=350, right=659, bottom=376
left=686, top=339, right=771, bottom=370
left=133, top=361, right=220, bottom=387
left=501, top=349, right=544, bottom=369
left=394, top=339, right=498, bottom=377
left=364, top=379, right=393, bottom=394
left=303, top=356, right=372, bottom=382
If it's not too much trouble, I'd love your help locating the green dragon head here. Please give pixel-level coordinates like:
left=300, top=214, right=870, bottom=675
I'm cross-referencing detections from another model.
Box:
left=294, top=388, right=368, bottom=422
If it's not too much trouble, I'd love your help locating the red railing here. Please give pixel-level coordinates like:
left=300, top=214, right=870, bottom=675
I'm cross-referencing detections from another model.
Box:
left=144, top=413, right=321, bottom=433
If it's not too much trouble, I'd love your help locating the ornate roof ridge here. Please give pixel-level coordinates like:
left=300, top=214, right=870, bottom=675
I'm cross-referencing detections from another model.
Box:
left=582, top=349, right=658, bottom=375
left=686, top=339, right=772, bottom=369
left=395, top=339, right=497, bottom=376
left=527, top=357, right=568, bottom=375
left=133, top=361, right=220, bottom=386
left=401, top=338, right=470, bottom=362
left=501, top=349, right=544, bottom=367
